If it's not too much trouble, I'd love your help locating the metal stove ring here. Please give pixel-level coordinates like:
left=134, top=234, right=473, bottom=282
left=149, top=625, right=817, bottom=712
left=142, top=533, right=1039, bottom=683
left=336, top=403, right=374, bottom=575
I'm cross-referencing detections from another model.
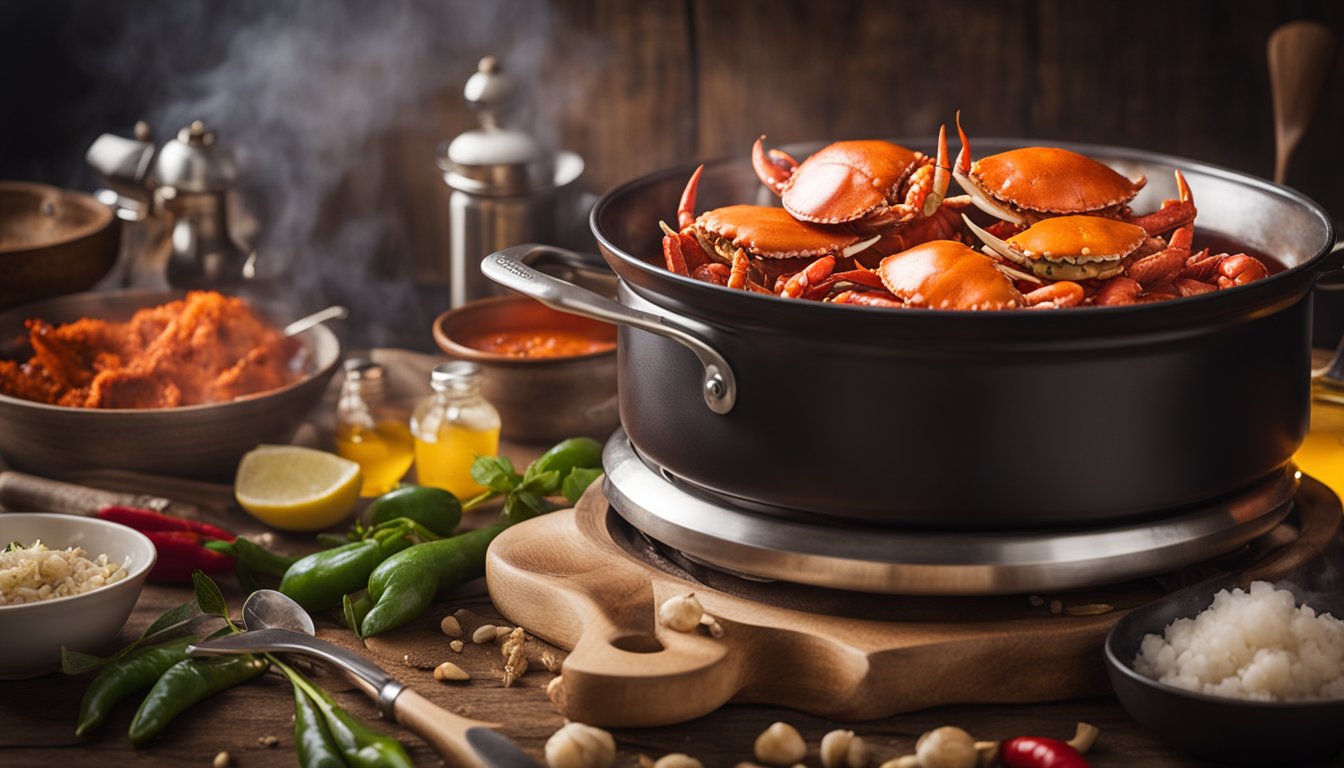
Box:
left=602, top=429, right=1298, bottom=595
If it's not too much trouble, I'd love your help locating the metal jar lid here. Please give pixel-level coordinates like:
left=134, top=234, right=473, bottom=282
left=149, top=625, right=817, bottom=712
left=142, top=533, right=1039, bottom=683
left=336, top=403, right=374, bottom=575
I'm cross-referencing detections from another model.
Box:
left=147, top=120, right=237, bottom=194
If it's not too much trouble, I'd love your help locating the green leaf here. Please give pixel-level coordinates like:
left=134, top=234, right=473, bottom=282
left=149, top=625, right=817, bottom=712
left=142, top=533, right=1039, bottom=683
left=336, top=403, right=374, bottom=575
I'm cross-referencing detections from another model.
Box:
left=59, top=599, right=205, bottom=674
left=141, top=600, right=205, bottom=641
left=561, top=467, right=604, bottom=504
left=499, top=491, right=561, bottom=526
left=192, top=570, right=229, bottom=618
left=519, top=469, right=561, bottom=496
left=470, top=456, right=521, bottom=494
left=59, top=647, right=105, bottom=675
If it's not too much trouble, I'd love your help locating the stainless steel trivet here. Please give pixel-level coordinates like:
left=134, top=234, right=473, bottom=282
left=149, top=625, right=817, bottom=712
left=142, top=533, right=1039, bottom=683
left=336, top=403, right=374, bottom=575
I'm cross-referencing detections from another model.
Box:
left=602, top=430, right=1299, bottom=595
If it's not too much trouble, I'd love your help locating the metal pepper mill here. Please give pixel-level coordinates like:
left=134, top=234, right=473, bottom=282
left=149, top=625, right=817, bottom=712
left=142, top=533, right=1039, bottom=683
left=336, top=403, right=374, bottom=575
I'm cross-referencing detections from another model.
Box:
left=86, top=120, right=252, bottom=289
left=437, top=56, right=584, bottom=308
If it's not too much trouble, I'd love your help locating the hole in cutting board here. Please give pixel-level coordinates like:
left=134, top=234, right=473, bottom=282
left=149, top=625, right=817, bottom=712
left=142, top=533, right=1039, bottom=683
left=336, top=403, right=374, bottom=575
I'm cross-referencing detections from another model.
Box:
left=609, top=633, right=663, bottom=653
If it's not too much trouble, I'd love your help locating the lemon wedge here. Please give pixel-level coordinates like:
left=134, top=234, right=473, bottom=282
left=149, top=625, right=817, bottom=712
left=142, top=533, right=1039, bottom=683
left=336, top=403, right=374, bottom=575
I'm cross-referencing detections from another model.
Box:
left=235, top=445, right=362, bottom=531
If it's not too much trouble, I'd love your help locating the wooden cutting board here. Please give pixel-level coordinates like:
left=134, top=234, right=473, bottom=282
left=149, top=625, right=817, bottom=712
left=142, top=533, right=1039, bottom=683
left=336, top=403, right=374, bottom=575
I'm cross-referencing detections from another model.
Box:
left=486, top=477, right=1341, bottom=728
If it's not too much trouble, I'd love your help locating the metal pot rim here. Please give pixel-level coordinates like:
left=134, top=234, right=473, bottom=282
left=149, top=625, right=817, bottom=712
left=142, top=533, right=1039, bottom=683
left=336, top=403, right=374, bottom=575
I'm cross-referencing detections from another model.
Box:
left=589, top=137, right=1337, bottom=323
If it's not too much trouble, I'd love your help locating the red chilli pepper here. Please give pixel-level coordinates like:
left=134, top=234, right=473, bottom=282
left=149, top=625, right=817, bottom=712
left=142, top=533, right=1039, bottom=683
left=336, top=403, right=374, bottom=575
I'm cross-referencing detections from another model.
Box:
left=142, top=531, right=236, bottom=583
left=1000, top=737, right=1091, bottom=768
left=97, top=505, right=236, bottom=543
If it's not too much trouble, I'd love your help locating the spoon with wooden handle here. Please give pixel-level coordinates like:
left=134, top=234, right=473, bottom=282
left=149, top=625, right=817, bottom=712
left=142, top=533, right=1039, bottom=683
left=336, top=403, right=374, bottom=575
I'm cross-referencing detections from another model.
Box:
left=1268, top=20, right=1336, bottom=184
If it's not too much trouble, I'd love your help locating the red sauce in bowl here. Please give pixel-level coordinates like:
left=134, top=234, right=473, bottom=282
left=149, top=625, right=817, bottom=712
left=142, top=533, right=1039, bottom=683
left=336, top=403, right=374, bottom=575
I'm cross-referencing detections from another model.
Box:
left=461, top=330, right=616, bottom=358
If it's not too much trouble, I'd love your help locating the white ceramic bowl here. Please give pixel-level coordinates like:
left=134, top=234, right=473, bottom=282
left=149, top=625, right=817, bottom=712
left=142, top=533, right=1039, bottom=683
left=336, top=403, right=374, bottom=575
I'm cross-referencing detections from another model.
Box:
left=0, top=514, right=156, bottom=678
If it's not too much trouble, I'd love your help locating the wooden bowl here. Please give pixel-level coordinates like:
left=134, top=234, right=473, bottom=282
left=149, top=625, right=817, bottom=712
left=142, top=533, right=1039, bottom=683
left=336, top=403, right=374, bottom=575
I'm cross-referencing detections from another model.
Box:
left=432, top=295, right=618, bottom=444
left=0, top=182, right=119, bottom=309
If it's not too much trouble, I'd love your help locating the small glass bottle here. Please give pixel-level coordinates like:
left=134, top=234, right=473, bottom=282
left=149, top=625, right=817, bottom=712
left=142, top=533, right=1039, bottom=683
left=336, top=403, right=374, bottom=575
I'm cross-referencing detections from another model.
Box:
left=411, top=361, right=501, bottom=498
left=334, top=358, right=415, bottom=497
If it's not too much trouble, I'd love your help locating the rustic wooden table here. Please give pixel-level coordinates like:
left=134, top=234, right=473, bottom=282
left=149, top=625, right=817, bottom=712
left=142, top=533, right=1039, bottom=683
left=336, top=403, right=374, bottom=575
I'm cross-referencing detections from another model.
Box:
left=0, top=574, right=1223, bottom=768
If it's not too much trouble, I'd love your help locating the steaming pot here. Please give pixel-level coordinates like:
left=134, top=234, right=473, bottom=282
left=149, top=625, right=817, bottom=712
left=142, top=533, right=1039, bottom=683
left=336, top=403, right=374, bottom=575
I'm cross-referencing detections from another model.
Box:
left=437, top=56, right=583, bottom=308
left=482, top=139, right=1341, bottom=530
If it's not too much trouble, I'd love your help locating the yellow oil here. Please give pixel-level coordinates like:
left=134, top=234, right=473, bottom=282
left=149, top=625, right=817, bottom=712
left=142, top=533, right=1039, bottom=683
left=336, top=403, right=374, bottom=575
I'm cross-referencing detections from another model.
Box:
left=335, top=421, right=416, bottom=497
left=413, top=423, right=501, bottom=498
left=1293, top=397, right=1344, bottom=497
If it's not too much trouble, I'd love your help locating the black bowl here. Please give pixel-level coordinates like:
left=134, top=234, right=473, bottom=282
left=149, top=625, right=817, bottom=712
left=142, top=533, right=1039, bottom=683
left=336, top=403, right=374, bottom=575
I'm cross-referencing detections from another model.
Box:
left=1105, top=572, right=1344, bottom=764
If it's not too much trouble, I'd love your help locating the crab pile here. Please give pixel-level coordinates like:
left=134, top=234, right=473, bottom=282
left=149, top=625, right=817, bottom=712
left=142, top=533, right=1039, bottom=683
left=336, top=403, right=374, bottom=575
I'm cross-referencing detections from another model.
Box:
left=659, top=118, right=1270, bottom=310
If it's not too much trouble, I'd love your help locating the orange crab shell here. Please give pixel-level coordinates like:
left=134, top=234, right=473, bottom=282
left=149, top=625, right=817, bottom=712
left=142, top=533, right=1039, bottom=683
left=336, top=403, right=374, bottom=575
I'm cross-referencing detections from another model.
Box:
left=781, top=141, right=923, bottom=225
left=1007, top=215, right=1148, bottom=260
left=698, top=205, right=863, bottom=259
left=877, top=240, right=1023, bottom=310
left=972, top=147, right=1145, bottom=215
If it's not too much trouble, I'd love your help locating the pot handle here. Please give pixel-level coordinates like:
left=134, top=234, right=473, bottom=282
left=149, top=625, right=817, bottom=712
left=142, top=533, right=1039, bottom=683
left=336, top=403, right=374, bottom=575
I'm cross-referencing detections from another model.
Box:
left=482, top=245, right=737, bottom=415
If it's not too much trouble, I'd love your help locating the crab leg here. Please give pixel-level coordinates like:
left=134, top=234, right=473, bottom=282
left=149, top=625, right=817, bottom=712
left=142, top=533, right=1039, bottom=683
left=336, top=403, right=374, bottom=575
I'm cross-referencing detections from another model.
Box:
left=751, top=136, right=799, bottom=196
left=1127, top=217, right=1194, bottom=290
left=677, top=165, right=706, bottom=231
left=952, top=112, right=1029, bottom=226
left=1092, top=276, right=1143, bottom=306
left=1217, top=254, right=1269, bottom=288
left=780, top=255, right=836, bottom=299
left=831, top=289, right=905, bottom=307
left=1128, top=170, right=1196, bottom=237
left=1023, top=280, right=1085, bottom=309
left=692, top=262, right=731, bottom=286
left=727, top=247, right=751, bottom=290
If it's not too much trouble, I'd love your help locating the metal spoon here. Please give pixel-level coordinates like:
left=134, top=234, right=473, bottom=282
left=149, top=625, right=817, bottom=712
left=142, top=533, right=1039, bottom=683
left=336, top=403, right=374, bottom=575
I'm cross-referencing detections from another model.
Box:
left=283, top=305, right=348, bottom=337
left=1268, top=20, right=1336, bottom=185
left=190, top=590, right=540, bottom=768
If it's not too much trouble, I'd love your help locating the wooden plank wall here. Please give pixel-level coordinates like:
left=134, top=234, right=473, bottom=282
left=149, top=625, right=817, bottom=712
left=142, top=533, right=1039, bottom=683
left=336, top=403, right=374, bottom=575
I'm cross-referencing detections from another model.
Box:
left=399, top=0, right=1343, bottom=282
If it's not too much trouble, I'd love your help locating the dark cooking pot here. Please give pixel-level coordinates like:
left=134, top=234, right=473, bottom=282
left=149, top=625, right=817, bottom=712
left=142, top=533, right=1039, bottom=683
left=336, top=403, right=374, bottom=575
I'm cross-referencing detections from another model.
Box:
left=483, top=139, right=1340, bottom=529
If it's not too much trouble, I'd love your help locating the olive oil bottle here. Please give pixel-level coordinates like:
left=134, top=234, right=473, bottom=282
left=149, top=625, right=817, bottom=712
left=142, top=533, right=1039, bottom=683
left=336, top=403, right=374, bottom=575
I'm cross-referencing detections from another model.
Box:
left=410, top=362, right=501, bottom=498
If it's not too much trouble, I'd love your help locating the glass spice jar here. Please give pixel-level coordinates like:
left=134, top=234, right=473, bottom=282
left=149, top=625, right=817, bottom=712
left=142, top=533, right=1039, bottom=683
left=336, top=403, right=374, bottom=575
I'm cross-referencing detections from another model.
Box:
left=410, top=361, right=501, bottom=498
left=334, top=358, right=415, bottom=497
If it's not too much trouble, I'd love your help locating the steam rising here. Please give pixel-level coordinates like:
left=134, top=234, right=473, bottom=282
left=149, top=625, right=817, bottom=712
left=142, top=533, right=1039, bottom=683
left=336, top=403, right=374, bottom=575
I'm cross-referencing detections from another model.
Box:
left=84, top=0, right=564, bottom=347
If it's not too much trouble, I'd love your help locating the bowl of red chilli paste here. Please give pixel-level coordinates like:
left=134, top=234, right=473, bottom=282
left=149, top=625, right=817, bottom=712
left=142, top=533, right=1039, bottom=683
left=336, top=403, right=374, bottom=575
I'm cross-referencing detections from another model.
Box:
left=432, top=294, right=618, bottom=444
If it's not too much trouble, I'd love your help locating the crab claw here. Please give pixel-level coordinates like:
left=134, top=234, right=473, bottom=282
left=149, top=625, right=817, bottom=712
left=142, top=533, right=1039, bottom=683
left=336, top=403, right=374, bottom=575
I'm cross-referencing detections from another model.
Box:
left=1129, top=169, right=1197, bottom=237
left=962, top=213, right=1028, bottom=266
left=953, top=111, right=972, bottom=176
left=952, top=113, right=1027, bottom=225
left=751, top=136, right=798, bottom=196
left=677, top=165, right=705, bottom=231
left=922, top=124, right=951, bottom=218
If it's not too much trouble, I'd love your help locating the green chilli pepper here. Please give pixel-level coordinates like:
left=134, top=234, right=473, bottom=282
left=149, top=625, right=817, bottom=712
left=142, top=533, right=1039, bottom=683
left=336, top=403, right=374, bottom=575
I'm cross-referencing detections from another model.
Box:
left=128, top=654, right=269, bottom=745
left=366, top=485, right=462, bottom=536
left=293, top=683, right=345, bottom=768
left=279, top=658, right=412, bottom=768
left=280, top=536, right=410, bottom=613
left=74, top=637, right=194, bottom=737
left=360, top=525, right=507, bottom=637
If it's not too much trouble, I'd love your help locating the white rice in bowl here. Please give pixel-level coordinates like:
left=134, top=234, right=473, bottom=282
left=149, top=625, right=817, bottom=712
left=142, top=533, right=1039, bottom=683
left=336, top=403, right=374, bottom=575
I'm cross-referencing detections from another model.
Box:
left=0, top=540, right=130, bottom=606
left=1134, top=580, right=1344, bottom=702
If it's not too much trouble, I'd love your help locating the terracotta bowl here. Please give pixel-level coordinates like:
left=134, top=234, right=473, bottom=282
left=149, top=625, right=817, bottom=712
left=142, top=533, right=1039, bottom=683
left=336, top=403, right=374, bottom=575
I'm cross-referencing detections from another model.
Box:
left=0, top=290, right=341, bottom=479
left=432, top=295, right=618, bottom=444
left=0, top=182, right=120, bottom=310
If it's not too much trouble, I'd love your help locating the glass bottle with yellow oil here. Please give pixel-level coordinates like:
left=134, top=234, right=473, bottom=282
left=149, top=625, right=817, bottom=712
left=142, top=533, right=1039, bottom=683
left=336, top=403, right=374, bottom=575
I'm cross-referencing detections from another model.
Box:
left=411, top=361, right=501, bottom=498
left=334, top=358, right=415, bottom=497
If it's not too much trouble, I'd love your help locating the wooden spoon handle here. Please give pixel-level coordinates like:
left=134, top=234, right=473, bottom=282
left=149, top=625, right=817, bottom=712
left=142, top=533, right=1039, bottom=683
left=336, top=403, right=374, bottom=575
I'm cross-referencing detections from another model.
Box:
left=1268, top=20, right=1337, bottom=184
left=394, top=688, right=535, bottom=768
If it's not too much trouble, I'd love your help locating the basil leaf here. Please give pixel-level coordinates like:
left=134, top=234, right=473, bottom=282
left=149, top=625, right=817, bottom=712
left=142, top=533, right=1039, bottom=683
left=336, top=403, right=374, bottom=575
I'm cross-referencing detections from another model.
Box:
left=519, top=469, right=561, bottom=496
left=470, top=456, right=521, bottom=494
left=192, top=570, right=229, bottom=619
left=561, top=467, right=605, bottom=504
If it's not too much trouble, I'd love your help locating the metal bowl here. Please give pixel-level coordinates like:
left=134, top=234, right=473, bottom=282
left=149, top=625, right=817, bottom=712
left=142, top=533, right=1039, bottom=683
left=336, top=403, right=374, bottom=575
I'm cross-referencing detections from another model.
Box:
left=1104, top=572, right=1344, bottom=763
left=0, top=290, right=341, bottom=479
left=432, top=294, right=618, bottom=444
left=0, top=513, right=156, bottom=678
left=0, top=182, right=120, bottom=310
